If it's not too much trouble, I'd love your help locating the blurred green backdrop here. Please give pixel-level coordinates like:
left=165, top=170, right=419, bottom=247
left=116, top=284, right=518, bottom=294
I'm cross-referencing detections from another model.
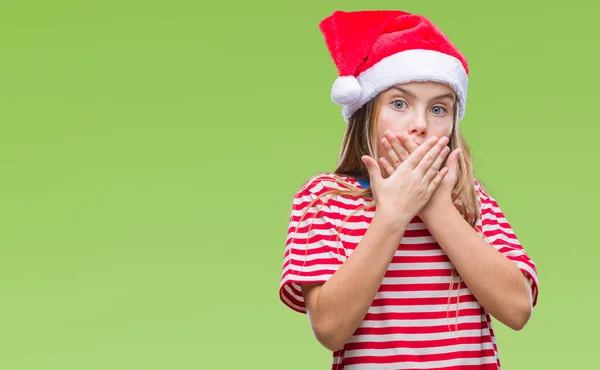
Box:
left=0, top=1, right=597, bottom=369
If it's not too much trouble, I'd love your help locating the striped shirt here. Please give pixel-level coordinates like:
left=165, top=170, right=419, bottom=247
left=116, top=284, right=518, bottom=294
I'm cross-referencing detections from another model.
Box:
left=279, top=172, right=539, bottom=370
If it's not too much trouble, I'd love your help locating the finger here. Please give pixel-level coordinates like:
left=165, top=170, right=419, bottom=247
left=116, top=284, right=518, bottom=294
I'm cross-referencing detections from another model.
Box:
left=381, top=137, right=402, bottom=168
left=378, top=156, right=394, bottom=177
left=446, top=148, right=462, bottom=172
left=401, top=136, right=441, bottom=170
left=449, top=148, right=462, bottom=164
left=428, top=167, right=449, bottom=193
left=361, top=155, right=383, bottom=186
left=396, top=132, right=418, bottom=155
left=385, top=131, right=410, bottom=162
left=422, top=146, right=450, bottom=184
left=414, top=136, right=450, bottom=174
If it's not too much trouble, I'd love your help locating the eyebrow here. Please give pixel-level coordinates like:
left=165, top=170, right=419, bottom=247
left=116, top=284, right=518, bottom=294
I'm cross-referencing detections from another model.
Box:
left=389, top=86, right=456, bottom=102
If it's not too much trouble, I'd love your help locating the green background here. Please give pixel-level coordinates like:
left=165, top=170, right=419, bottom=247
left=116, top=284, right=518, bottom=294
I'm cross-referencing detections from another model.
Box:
left=0, top=1, right=597, bottom=369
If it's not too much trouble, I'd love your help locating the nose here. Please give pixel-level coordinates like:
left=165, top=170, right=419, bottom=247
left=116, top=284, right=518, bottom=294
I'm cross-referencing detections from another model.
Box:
left=408, top=113, right=428, bottom=137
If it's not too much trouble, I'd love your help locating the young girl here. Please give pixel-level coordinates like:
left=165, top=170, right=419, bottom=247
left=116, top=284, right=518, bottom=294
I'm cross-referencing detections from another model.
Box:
left=279, top=10, right=539, bottom=370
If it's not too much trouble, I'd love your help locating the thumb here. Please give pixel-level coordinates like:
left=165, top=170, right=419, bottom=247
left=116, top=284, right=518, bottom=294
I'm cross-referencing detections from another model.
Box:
left=448, top=148, right=462, bottom=172
left=361, top=155, right=382, bottom=185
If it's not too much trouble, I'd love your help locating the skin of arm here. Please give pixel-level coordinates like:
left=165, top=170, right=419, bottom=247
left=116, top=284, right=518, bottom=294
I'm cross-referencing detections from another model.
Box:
left=420, top=202, right=533, bottom=331
left=301, top=213, right=407, bottom=351
left=383, top=131, right=533, bottom=331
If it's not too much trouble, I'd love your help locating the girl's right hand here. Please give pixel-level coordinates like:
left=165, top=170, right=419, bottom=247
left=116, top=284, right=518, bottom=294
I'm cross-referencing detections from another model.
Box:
left=361, top=134, right=450, bottom=228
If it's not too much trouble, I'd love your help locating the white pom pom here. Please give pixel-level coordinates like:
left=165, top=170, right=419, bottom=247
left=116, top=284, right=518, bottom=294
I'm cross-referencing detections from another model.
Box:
left=331, top=76, right=361, bottom=105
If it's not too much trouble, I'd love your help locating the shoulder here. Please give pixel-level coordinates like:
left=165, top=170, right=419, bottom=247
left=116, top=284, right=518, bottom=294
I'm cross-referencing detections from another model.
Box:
left=290, top=172, right=371, bottom=217
left=473, top=177, right=495, bottom=204
left=295, top=172, right=361, bottom=197
left=473, top=178, right=505, bottom=222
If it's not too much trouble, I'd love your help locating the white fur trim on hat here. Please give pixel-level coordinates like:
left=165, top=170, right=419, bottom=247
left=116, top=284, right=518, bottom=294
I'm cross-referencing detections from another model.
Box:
left=340, top=49, right=469, bottom=122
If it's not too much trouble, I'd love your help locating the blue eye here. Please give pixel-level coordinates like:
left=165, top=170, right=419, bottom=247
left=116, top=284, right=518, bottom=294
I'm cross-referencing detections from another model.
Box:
left=431, top=106, right=446, bottom=115
left=392, top=100, right=406, bottom=110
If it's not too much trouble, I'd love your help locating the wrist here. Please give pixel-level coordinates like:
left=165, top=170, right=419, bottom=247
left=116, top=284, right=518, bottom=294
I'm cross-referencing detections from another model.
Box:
left=420, top=200, right=457, bottom=224
left=372, top=209, right=411, bottom=233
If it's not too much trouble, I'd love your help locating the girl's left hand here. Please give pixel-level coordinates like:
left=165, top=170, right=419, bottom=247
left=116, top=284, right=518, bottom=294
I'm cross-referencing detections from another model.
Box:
left=378, top=130, right=461, bottom=218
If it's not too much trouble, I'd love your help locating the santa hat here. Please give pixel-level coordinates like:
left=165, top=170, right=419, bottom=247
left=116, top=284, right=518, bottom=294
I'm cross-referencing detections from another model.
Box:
left=319, top=10, right=469, bottom=122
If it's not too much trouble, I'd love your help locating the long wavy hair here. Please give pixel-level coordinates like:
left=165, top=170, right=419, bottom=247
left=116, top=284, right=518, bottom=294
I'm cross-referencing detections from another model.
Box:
left=332, top=93, right=479, bottom=226
left=292, top=87, right=481, bottom=330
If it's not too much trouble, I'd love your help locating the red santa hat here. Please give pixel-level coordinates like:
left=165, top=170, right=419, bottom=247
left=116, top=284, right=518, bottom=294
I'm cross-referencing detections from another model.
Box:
left=319, top=10, right=469, bottom=122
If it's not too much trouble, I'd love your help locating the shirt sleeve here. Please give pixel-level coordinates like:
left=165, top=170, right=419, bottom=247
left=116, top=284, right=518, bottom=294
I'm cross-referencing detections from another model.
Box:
left=279, top=177, right=347, bottom=314
left=475, top=181, right=539, bottom=307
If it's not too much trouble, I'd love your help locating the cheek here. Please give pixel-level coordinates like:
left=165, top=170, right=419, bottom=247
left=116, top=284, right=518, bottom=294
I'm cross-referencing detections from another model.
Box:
left=376, top=107, right=410, bottom=139
left=375, top=117, right=394, bottom=157
left=432, top=119, right=454, bottom=138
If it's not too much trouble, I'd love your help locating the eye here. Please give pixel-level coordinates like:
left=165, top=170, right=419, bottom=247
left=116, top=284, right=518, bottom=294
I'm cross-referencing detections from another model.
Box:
left=392, top=100, right=407, bottom=110
left=431, top=106, right=446, bottom=115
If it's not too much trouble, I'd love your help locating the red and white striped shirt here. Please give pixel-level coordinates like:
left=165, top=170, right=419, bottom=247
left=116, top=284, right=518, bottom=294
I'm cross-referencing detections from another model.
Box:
left=279, top=172, right=539, bottom=370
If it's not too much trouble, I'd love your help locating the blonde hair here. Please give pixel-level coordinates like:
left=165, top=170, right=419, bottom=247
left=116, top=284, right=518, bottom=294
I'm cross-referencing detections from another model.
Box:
left=332, top=93, right=479, bottom=226
left=291, top=88, right=481, bottom=332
